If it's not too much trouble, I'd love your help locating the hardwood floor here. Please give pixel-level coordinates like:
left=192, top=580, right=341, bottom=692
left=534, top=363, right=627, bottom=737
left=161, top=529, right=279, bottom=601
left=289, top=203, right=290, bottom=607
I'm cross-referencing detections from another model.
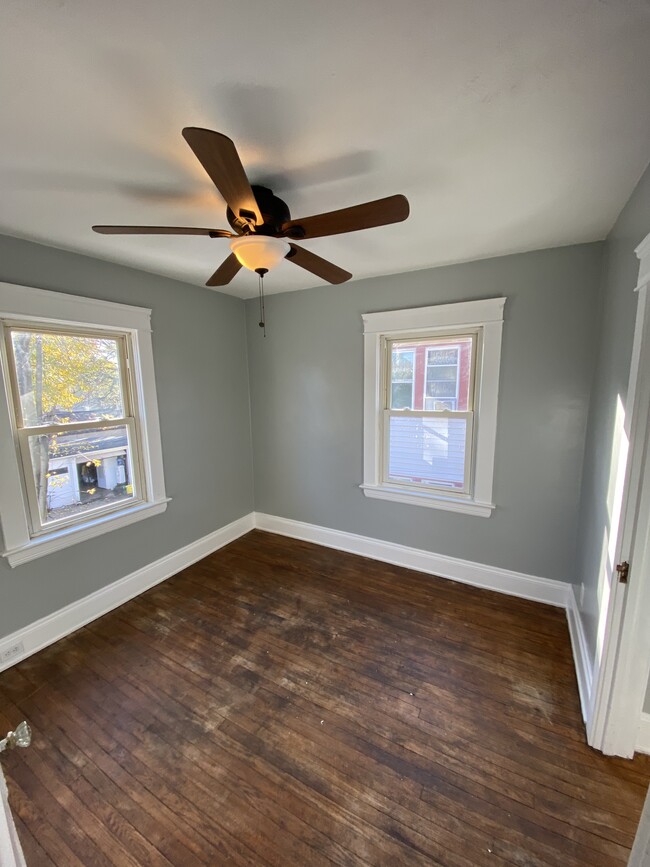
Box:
left=1, top=530, right=649, bottom=866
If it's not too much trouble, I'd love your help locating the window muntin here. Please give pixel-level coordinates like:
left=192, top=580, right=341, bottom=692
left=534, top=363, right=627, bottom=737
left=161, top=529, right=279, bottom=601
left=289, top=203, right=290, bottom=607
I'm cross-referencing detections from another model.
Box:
left=3, top=324, right=144, bottom=534
left=383, top=333, right=477, bottom=495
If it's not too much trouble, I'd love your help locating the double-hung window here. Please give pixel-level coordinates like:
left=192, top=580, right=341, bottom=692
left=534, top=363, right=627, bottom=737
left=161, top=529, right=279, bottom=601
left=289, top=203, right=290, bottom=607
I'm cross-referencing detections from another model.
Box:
left=362, top=298, right=505, bottom=516
left=0, top=282, right=168, bottom=566
left=6, top=325, right=142, bottom=532
left=385, top=333, right=476, bottom=494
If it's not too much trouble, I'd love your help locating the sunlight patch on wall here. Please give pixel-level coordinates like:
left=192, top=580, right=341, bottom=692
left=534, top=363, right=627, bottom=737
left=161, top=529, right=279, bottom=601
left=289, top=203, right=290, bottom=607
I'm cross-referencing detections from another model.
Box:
left=595, top=394, right=629, bottom=666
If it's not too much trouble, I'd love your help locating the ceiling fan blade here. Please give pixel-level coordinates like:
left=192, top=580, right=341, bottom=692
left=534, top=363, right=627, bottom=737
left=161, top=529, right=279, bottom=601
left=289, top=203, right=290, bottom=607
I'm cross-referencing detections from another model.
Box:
left=282, top=194, right=409, bottom=240
left=286, top=244, right=352, bottom=284
left=92, top=225, right=234, bottom=237
left=206, top=253, right=242, bottom=287
left=182, top=127, right=262, bottom=227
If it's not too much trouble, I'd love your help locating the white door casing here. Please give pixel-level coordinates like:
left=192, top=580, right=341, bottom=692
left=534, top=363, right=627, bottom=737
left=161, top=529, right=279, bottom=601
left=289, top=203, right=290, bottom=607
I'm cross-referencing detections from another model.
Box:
left=587, top=232, right=650, bottom=757
left=628, top=785, right=650, bottom=867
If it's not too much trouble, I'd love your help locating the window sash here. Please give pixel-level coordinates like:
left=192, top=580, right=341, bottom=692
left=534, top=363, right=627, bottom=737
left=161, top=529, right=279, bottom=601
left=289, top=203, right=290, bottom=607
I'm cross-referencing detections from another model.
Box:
left=2, top=323, right=146, bottom=536
left=16, top=417, right=145, bottom=536
left=386, top=332, right=477, bottom=407
left=4, top=323, right=133, bottom=430
left=381, top=331, right=479, bottom=496
left=381, top=409, right=474, bottom=495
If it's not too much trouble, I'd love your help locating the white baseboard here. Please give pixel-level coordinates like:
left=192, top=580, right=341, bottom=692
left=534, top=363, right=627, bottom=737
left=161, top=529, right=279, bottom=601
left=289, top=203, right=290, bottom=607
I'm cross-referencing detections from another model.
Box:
left=637, top=713, right=650, bottom=756
left=0, top=512, right=255, bottom=672
left=0, top=511, right=580, bottom=697
left=254, top=512, right=570, bottom=608
left=565, top=584, right=593, bottom=723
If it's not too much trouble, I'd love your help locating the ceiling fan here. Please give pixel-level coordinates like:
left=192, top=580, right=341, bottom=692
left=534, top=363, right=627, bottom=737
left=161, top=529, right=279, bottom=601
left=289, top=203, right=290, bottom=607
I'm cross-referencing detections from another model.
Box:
left=92, top=127, right=410, bottom=289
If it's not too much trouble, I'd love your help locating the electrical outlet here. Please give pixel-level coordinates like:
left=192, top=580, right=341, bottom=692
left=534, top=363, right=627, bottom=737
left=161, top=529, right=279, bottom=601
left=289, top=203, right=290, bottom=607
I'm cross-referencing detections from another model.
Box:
left=1, top=641, right=24, bottom=663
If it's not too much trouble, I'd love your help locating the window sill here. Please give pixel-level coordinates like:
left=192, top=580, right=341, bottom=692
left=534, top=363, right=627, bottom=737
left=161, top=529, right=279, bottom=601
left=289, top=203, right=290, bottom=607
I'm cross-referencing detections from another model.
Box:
left=2, top=498, right=171, bottom=567
left=360, top=484, right=494, bottom=517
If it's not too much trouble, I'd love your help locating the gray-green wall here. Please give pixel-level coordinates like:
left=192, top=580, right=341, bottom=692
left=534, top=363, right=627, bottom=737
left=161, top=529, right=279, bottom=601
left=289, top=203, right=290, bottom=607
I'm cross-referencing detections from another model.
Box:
left=573, top=162, right=650, bottom=714
left=0, top=234, right=254, bottom=638
left=246, top=243, right=603, bottom=583
left=5, top=200, right=649, bottom=716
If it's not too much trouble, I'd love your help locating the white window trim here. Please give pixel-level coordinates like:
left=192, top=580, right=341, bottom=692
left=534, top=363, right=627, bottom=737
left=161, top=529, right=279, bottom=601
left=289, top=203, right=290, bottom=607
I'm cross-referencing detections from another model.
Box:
left=0, top=281, right=169, bottom=567
left=361, top=297, right=506, bottom=517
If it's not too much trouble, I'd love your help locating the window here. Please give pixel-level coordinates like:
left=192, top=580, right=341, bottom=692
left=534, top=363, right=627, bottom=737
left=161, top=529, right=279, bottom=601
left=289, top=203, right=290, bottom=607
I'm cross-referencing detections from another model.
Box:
left=362, top=298, right=505, bottom=516
left=0, top=282, right=168, bottom=566
left=386, top=334, right=475, bottom=493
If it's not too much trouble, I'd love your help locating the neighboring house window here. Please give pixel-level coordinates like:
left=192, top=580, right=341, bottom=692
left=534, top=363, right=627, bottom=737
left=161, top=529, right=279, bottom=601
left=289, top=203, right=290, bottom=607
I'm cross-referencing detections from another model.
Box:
left=361, top=298, right=505, bottom=516
left=391, top=348, right=415, bottom=409
left=424, top=345, right=461, bottom=410
left=0, top=282, right=168, bottom=566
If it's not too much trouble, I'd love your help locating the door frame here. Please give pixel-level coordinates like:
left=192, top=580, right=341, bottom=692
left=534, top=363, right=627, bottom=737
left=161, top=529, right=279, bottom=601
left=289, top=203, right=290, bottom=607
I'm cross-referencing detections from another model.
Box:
left=587, top=231, right=650, bottom=757
left=0, top=764, right=26, bottom=867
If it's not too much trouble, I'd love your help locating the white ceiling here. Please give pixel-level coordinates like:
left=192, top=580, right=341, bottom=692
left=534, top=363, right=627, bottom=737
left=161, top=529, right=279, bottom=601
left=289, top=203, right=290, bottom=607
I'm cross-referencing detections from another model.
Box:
left=1, top=0, right=650, bottom=299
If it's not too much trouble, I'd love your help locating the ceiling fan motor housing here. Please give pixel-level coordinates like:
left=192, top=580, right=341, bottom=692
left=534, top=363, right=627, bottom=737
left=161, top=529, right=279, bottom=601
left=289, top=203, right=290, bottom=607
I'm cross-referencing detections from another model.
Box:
left=227, top=185, right=292, bottom=236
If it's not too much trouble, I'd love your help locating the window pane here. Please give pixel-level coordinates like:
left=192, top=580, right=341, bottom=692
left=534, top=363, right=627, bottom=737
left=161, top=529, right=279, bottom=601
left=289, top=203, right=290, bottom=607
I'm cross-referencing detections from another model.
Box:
left=391, top=382, right=413, bottom=409
left=391, top=349, right=414, bottom=381
left=389, top=335, right=474, bottom=413
left=428, top=348, right=458, bottom=365
left=426, top=364, right=457, bottom=382
left=390, top=349, right=414, bottom=409
left=426, top=379, right=457, bottom=398
left=388, top=415, right=468, bottom=489
left=27, top=425, right=135, bottom=524
left=10, top=330, right=125, bottom=426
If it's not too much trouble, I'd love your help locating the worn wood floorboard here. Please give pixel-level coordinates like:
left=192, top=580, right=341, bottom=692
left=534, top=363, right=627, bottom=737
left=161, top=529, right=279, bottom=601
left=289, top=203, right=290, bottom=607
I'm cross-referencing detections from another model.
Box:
left=1, top=530, right=649, bottom=865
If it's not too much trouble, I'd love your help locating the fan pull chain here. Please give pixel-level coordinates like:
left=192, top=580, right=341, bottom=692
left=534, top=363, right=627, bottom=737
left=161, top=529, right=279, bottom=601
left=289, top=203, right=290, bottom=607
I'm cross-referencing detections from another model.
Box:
left=256, top=268, right=267, bottom=337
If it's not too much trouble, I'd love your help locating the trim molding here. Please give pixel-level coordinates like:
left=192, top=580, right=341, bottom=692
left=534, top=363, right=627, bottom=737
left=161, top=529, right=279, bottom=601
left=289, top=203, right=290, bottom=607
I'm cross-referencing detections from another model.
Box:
left=0, top=280, right=152, bottom=331
left=0, top=766, right=26, bottom=867
left=362, top=297, right=506, bottom=333
left=256, top=512, right=607, bottom=724
left=254, top=512, right=570, bottom=607
left=361, top=298, right=504, bottom=518
left=360, top=484, right=494, bottom=516
left=637, top=713, right=650, bottom=756
left=0, top=281, right=167, bottom=563
left=635, top=231, right=650, bottom=292
left=565, top=584, right=593, bottom=723
left=0, top=508, right=604, bottom=739
left=0, top=512, right=255, bottom=672
left=4, top=499, right=171, bottom=567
